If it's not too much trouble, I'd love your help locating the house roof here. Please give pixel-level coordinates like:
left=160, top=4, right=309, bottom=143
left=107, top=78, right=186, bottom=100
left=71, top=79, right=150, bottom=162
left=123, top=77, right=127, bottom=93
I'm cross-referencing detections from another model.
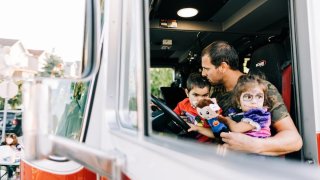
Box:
left=0, top=38, right=19, bottom=47
left=28, top=49, right=45, bottom=58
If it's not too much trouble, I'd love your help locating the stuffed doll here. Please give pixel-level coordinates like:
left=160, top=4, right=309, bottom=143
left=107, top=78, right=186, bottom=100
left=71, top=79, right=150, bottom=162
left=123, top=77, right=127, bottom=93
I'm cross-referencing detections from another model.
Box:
left=227, top=107, right=271, bottom=138
left=1, top=133, right=22, bottom=151
left=196, top=98, right=229, bottom=143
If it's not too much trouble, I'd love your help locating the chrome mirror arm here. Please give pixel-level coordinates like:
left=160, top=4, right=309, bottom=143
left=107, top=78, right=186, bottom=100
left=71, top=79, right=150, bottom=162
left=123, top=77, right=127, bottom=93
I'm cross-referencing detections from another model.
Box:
left=23, top=81, right=124, bottom=179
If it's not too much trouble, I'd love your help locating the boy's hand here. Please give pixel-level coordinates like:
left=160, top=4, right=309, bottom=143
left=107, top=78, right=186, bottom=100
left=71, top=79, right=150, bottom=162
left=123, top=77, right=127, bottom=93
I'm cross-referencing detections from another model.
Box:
left=150, top=102, right=160, bottom=111
left=179, top=112, right=188, bottom=122
left=187, top=122, right=198, bottom=132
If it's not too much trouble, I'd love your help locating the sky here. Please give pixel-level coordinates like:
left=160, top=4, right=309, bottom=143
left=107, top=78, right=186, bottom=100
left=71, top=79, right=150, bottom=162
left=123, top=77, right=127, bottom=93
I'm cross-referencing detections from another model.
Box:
left=0, top=0, right=85, bottom=62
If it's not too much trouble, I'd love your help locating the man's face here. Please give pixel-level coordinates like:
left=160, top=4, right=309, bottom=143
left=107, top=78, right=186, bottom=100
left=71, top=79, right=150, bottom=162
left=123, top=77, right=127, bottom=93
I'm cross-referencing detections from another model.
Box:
left=187, top=86, right=210, bottom=108
left=201, top=54, right=222, bottom=85
left=239, top=87, right=264, bottom=112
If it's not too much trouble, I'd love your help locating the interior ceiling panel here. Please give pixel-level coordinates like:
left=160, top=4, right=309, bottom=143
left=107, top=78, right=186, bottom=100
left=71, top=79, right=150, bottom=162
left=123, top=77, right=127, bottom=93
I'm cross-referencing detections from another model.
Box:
left=150, top=30, right=198, bottom=51
left=152, top=0, right=229, bottom=21
left=150, top=0, right=289, bottom=67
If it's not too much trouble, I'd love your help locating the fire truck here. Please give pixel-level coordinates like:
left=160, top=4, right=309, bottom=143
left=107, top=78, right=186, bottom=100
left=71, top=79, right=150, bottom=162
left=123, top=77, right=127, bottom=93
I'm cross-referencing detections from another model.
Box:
left=1, top=0, right=320, bottom=179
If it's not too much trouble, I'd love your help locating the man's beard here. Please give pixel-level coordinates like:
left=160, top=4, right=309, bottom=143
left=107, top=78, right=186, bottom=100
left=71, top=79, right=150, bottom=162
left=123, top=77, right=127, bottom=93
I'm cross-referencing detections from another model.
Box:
left=209, top=80, right=223, bottom=86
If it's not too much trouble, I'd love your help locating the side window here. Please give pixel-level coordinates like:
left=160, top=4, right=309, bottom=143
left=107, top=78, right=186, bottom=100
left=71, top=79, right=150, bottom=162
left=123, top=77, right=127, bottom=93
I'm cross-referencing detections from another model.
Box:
left=242, top=57, right=250, bottom=74
left=150, top=68, right=174, bottom=98
left=0, top=0, right=87, bottom=141
left=0, top=81, right=23, bottom=138
left=147, top=0, right=298, bottom=153
left=118, top=60, right=138, bottom=130
left=117, top=0, right=139, bottom=130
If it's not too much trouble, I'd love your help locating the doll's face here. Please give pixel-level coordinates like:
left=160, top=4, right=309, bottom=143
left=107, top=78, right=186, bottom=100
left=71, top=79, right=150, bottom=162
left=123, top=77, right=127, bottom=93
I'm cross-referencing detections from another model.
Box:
left=6, top=137, right=14, bottom=145
left=239, top=87, right=264, bottom=112
left=5, top=133, right=17, bottom=145
left=196, top=103, right=220, bottom=119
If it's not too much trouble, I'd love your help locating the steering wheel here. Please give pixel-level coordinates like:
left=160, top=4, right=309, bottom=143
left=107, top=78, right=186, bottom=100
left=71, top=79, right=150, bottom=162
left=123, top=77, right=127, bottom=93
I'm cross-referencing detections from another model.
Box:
left=151, top=95, right=190, bottom=133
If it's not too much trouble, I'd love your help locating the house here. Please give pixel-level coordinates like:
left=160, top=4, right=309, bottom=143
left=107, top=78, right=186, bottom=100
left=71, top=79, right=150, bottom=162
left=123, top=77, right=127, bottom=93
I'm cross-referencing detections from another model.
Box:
left=0, top=37, right=81, bottom=78
left=0, top=38, right=43, bottom=78
left=27, top=49, right=46, bottom=72
left=0, top=38, right=29, bottom=68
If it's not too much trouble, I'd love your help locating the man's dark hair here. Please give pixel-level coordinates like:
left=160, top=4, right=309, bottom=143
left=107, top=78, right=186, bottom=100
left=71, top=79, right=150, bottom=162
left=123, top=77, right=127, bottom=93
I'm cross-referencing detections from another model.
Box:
left=201, top=40, right=239, bottom=70
left=186, top=73, right=211, bottom=92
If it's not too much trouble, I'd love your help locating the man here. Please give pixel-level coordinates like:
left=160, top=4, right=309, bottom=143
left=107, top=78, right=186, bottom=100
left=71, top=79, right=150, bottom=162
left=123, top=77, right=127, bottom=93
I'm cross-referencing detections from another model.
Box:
left=201, top=40, right=302, bottom=156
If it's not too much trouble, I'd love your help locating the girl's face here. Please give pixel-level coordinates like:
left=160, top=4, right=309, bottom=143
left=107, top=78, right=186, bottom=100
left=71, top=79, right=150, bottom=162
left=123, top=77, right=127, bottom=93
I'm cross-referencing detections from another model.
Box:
left=239, top=87, right=264, bottom=112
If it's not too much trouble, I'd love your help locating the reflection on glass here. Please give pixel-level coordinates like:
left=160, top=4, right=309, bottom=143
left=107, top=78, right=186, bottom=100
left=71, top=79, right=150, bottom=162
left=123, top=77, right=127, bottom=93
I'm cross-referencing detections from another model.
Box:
left=127, top=61, right=138, bottom=128
left=49, top=81, right=90, bottom=140
left=100, top=0, right=105, bottom=33
left=0, top=0, right=85, bottom=78
left=118, top=0, right=138, bottom=130
left=118, top=50, right=138, bottom=130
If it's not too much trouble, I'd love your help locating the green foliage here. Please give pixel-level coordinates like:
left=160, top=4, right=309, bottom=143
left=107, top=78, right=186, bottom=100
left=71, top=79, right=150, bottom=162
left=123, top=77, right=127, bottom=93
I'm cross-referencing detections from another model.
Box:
left=129, top=97, right=137, bottom=111
left=8, top=82, right=23, bottom=109
left=56, top=81, right=89, bottom=140
left=40, top=54, right=64, bottom=77
left=0, top=81, right=23, bottom=110
left=150, top=68, right=174, bottom=98
left=71, top=82, right=86, bottom=101
left=0, top=98, right=3, bottom=110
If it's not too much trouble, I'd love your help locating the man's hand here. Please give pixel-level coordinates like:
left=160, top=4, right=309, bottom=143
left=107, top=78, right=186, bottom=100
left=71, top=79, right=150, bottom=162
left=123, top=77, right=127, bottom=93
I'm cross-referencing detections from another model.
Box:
left=220, top=116, right=302, bottom=156
left=220, top=132, right=261, bottom=154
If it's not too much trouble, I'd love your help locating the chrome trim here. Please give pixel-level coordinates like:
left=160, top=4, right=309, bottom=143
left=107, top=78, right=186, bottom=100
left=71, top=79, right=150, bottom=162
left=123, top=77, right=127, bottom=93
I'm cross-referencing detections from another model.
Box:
left=22, top=80, right=51, bottom=160
left=49, top=135, right=125, bottom=179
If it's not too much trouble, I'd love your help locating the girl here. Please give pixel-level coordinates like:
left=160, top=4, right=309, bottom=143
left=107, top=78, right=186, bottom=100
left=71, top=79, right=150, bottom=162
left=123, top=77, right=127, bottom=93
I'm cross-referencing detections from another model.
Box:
left=188, top=74, right=271, bottom=139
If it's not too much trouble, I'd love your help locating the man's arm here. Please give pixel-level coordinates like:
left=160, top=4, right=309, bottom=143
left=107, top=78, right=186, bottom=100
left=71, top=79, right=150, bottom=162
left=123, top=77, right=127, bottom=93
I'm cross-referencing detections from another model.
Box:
left=220, top=116, right=302, bottom=156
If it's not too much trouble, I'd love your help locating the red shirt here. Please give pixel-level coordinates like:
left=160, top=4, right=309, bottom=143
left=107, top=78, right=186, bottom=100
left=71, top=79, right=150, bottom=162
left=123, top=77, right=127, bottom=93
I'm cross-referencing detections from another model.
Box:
left=173, top=98, right=212, bottom=142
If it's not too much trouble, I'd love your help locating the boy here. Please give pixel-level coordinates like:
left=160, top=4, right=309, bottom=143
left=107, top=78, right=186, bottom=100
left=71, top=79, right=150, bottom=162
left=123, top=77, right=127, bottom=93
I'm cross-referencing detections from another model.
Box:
left=173, top=73, right=212, bottom=142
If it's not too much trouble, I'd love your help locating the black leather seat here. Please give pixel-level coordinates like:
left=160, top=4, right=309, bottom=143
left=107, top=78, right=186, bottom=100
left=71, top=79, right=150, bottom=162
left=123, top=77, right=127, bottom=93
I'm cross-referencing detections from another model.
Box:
left=249, top=43, right=292, bottom=112
left=160, top=87, right=187, bottom=110
left=249, top=43, right=284, bottom=92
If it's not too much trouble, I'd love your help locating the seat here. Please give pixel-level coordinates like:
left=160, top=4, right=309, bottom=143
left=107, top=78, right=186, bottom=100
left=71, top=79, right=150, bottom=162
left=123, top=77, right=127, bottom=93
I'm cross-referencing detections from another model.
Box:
left=249, top=43, right=284, bottom=92
left=160, top=87, right=187, bottom=110
left=249, top=43, right=292, bottom=112
left=282, top=64, right=292, bottom=113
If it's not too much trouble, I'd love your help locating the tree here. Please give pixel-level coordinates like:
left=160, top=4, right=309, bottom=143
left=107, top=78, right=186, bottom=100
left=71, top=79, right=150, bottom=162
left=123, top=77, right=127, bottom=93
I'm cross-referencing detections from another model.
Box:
left=150, top=68, right=173, bottom=98
left=0, top=81, right=23, bottom=110
left=40, top=54, right=64, bottom=77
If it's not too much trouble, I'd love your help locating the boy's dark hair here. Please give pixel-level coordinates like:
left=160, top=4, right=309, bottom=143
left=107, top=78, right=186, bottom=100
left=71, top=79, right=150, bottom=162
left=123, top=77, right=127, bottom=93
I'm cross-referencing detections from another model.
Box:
left=186, top=73, right=211, bottom=92
left=232, top=74, right=270, bottom=107
left=201, top=40, right=239, bottom=70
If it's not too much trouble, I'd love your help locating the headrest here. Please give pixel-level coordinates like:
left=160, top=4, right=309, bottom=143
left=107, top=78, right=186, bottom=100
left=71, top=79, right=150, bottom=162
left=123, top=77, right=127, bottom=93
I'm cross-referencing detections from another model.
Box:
left=160, top=87, right=187, bottom=109
left=249, top=43, right=286, bottom=92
